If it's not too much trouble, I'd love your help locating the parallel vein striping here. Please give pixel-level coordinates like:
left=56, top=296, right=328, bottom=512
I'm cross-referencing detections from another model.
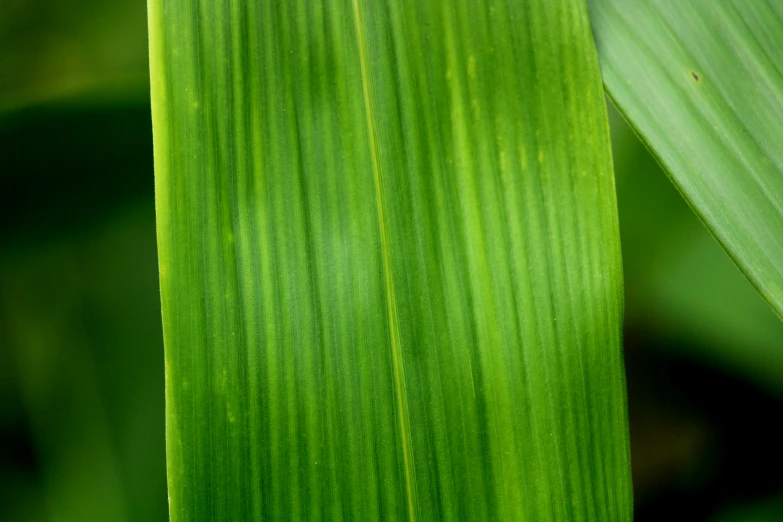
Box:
left=350, top=1, right=417, bottom=519
left=150, top=0, right=632, bottom=520
left=591, top=0, right=783, bottom=317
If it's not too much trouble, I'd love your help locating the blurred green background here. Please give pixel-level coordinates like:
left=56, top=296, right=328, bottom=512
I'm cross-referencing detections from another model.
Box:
left=1, top=1, right=782, bottom=520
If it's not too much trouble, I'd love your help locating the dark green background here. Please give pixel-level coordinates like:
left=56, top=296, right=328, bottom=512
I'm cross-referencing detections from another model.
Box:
left=1, top=0, right=782, bottom=520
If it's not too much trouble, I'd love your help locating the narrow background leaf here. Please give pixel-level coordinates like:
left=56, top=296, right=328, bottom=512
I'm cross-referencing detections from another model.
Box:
left=149, top=0, right=631, bottom=520
left=589, top=0, right=783, bottom=317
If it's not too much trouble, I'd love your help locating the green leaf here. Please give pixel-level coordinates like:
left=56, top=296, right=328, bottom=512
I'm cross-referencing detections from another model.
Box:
left=589, top=0, right=783, bottom=318
left=149, top=0, right=631, bottom=520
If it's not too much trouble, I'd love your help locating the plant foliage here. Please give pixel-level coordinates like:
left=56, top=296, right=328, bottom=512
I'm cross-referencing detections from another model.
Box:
left=148, top=0, right=632, bottom=519
left=590, top=0, right=783, bottom=318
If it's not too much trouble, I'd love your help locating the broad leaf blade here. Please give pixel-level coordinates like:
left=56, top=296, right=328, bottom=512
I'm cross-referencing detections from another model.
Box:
left=589, top=0, right=783, bottom=317
left=149, top=0, right=631, bottom=520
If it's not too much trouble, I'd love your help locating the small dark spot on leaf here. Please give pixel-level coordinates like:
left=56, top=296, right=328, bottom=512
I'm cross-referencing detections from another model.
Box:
left=691, top=72, right=700, bottom=82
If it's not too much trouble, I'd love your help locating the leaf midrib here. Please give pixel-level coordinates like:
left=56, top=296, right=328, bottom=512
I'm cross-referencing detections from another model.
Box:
left=350, top=1, right=417, bottom=519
